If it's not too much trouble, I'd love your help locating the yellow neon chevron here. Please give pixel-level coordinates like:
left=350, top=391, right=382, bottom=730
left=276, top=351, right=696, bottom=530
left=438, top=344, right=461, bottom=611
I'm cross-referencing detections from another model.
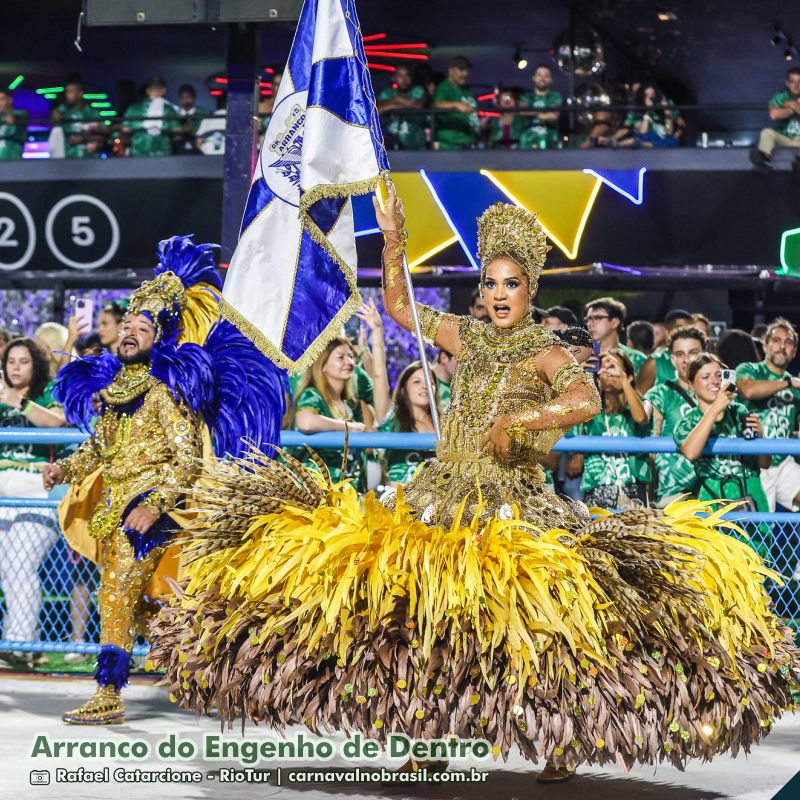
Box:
left=480, top=170, right=602, bottom=260
left=390, top=172, right=455, bottom=267
left=409, top=235, right=459, bottom=270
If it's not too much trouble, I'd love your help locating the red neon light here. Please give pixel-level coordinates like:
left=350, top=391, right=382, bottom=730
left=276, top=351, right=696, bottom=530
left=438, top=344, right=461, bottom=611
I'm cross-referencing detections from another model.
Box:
left=478, top=111, right=501, bottom=117
left=367, top=63, right=396, bottom=72
left=214, top=77, right=228, bottom=84
left=362, top=33, right=387, bottom=42
left=476, top=92, right=496, bottom=102
left=363, top=42, right=428, bottom=50
left=362, top=50, right=428, bottom=60
left=265, top=67, right=275, bottom=74
left=210, top=89, right=224, bottom=96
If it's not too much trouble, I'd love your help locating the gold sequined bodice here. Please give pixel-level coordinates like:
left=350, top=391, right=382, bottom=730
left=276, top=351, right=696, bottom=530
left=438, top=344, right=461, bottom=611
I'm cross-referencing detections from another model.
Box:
left=389, top=312, right=592, bottom=531
left=58, top=371, right=203, bottom=540
left=438, top=315, right=568, bottom=465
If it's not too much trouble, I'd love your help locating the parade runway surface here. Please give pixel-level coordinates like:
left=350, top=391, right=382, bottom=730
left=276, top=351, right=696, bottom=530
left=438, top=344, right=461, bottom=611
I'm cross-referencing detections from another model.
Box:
left=1, top=675, right=797, bottom=800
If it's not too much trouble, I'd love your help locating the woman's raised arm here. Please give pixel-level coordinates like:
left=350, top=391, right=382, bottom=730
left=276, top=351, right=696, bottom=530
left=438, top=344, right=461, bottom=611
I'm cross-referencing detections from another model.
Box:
left=373, top=184, right=461, bottom=356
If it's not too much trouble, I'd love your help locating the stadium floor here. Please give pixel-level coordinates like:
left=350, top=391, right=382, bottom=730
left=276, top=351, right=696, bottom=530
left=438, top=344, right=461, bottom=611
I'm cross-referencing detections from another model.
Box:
left=1, top=674, right=798, bottom=800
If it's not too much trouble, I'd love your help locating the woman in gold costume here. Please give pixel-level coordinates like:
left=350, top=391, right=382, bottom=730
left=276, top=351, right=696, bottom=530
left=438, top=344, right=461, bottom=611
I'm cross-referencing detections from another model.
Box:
left=150, top=188, right=798, bottom=781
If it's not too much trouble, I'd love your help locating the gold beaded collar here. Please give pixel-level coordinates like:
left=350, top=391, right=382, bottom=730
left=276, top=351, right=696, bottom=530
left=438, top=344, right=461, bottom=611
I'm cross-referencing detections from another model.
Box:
left=463, top=315, right=557, bottom=362
left=100, top=364, right=155, bottom=406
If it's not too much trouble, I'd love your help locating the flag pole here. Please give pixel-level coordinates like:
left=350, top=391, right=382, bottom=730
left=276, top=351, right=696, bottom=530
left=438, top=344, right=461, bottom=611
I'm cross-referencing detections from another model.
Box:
left=378, top=171, right=441, bottom=439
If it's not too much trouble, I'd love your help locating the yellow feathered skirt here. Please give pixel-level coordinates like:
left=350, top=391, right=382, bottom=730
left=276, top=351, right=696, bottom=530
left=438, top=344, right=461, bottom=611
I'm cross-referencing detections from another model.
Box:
left=148, top=453, right=798, bottom=770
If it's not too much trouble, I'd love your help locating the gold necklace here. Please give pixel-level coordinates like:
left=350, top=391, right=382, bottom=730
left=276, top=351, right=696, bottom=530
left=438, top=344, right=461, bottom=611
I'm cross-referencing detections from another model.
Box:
left=101, top=364, right=155, bottom=405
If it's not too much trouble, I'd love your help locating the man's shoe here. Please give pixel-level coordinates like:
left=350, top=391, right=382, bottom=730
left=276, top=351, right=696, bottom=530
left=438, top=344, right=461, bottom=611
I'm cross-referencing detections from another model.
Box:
left=749, top=148, right=772, bottom=170
left=537, top=760, right=577, bottom=783
left=62, top=686, right=125, bottom=725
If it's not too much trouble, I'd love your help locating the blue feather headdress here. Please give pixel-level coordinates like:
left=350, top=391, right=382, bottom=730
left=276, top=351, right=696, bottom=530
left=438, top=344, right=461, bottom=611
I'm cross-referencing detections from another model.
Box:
left=56, top=234, right=285, bottom=457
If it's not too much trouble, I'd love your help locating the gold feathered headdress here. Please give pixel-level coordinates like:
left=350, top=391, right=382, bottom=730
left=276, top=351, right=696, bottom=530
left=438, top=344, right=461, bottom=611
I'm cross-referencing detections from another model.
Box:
left=476, top=202, right=550, bottom=293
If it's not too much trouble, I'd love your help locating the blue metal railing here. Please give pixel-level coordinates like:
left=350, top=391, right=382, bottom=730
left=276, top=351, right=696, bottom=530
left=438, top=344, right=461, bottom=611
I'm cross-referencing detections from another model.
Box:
left=0, top=427, right=796, bottom=456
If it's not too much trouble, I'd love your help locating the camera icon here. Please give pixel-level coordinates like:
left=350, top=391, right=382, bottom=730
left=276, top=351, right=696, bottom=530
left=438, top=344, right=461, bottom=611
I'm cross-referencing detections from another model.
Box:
left=29, top=770, right=50, bottom=785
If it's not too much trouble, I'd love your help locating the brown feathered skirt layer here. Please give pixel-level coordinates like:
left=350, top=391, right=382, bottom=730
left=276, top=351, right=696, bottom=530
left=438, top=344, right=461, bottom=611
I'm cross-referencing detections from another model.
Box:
left=149, top=452, right=799, bottom=770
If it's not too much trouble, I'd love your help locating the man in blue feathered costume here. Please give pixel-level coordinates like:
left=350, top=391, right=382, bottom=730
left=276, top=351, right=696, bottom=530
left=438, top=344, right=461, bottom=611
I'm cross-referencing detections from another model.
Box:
left=42, top=235, right=285, bottom=724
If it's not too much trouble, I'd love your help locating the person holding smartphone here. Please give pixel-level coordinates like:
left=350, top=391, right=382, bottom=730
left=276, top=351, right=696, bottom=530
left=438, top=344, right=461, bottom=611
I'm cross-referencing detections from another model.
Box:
left=673, top=354, right=771, bottom=556
left=643, top=326, right=707, bottom=507
left=571, top=349, right=652, bottom=509
left=57, top=298, right=94, bottom=370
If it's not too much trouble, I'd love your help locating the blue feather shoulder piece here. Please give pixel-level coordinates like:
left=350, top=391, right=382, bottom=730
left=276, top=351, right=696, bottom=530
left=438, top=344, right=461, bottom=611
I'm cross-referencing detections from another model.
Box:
left=202, top=319, right=286, bottom=458
left=156, top=235, right=222, bottom=292
left=151, top=341, right=215, bottom=413
left=53, top=350, right=121, bottom=431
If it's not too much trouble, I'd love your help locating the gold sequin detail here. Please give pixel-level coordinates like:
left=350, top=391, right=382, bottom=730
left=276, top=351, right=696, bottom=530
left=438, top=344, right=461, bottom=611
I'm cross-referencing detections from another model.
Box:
left=60, top=379, right=203, bottom=529
left=385, top=315, right=597, bottom=529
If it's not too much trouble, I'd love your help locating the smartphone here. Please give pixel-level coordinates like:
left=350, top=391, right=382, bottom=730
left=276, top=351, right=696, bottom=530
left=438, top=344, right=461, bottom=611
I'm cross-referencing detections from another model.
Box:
left=74, top=298, right=94, bottom=334
left=721, top=368, right=736, bottom=393
left=585, top=340, right=602, bottom=374
left=343, top=313, right=361, bottom=342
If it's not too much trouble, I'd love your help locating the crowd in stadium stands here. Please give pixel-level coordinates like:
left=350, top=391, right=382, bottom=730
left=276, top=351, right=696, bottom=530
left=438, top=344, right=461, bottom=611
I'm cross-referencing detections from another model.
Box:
left=0, top=60, right=690, bottom=158
left=0, top=296, right=797, bottom=666
left=0, top=296, right=795, bottom=522
left=279, top=296, right=800, bottom=580
left=7, top=62, right=800, bottom=158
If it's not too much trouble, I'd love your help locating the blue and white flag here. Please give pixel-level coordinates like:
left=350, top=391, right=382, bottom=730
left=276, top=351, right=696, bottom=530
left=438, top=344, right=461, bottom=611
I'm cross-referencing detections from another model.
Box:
left=223, top=0, right=389, bottom=374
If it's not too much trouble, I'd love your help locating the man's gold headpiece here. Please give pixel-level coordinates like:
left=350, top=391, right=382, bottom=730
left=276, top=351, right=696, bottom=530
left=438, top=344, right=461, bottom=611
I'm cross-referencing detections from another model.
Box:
left=127, top=271, right=187, bottom=339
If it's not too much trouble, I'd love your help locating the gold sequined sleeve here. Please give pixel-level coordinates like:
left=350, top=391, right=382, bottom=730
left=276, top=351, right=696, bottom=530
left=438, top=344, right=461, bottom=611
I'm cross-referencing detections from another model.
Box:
left=138, top=384, right=203, bottom=517
left=56, top=415, right=105, bottom=484
left=508, top=360, right=600, bottom=434
left=381, top=231, right=461, bottom=354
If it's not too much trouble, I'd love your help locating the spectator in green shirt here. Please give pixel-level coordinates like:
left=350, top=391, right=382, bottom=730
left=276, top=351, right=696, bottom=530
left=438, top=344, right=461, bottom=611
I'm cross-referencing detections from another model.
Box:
left=123, top=77, right=180, bottom=157
left=673, top=353, right=771, bottom=558
left=643, top=325, right=707, bottom=507
left=717, top=328, right=760, bottom=371
left=432, top=56, right=479, bottom=150
left=378, top=361, right=438, bottom=487
left=467, top=288, right=489, bottom=322
left=173, top=83, right=210, bottom=154
left=0, top=338, right=67, bottom=669
left=637, top=308, right=694, bottom=393
left=0, top=89, right=28, bottom=160
left=626, top=320, right=655, bottom=359
left=736, top=318, right=800, bottom=514
left=625, top=83, right=684, bottom=148
left=378, top=64, right=428, bottom=150
left=751, top=67, right=800, bottom=169
left=430, top=349, right=455, bottom=411
left=51, top=78, right=106, bottom=159
left=488, top=87, right=526, bottom=149
left=293, top=337, right=371, bottom=488
left=583, top=296, right=646, bottom=377
left=572, top=349, right=651, bottom=509
left=518, top=64, right=562, bottom=149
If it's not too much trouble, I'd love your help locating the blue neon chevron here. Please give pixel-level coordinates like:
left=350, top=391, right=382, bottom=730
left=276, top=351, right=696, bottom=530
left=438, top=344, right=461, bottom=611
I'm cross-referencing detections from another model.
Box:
left=282, top=228, right=350, bottom=359
left=422, top=171, right=511, bottom=267
left=583, top=168, right=646, bottom=204
left=240, top=178, right=277, bottom=236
